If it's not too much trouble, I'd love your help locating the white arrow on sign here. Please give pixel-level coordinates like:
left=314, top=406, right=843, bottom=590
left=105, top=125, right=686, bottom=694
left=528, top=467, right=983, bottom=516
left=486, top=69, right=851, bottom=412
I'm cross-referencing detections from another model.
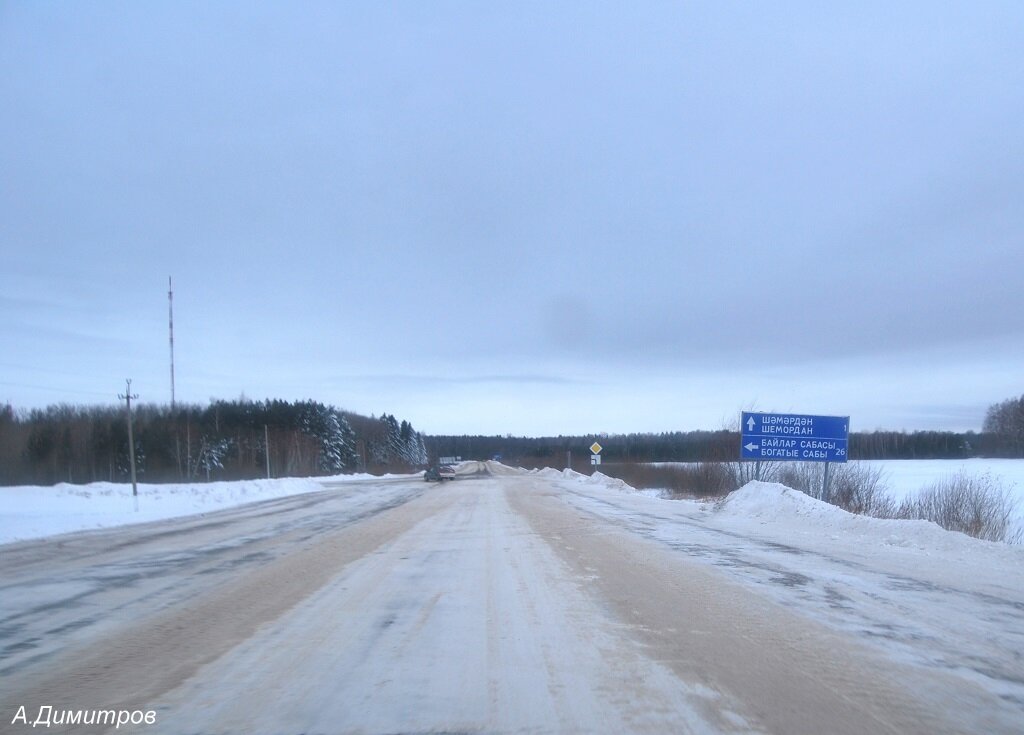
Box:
left=746, top=417, right=756, bottom=431
left=744, top=442, right=759, bottom=452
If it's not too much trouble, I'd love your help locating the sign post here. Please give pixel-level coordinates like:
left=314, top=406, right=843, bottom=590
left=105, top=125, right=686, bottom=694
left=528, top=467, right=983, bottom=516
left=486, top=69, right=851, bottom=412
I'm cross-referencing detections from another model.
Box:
left=590, top=441, right=602, bottom=466
left=740, top=412, right=850, bottom=500
left=822, top=460, right=833, bottom=504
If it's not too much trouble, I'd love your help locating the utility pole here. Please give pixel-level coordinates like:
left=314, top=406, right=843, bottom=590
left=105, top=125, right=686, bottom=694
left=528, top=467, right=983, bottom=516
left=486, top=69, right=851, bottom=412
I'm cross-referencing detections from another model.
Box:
left=169, top=276, right=183, bottom=478
left=118, top=379, right=140, bottom=500
left=264, top=424, right=271, bottom=479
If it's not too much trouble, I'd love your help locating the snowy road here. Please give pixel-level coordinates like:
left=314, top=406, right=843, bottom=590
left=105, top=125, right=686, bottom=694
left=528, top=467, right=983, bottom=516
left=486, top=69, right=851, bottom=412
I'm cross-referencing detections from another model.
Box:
left=2, top=466, right=1021, bottom=734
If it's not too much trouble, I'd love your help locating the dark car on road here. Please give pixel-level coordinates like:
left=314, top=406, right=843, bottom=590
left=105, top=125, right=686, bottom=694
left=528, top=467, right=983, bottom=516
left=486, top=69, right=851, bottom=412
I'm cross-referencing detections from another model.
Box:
left=423, top=464, right=456, bottom=482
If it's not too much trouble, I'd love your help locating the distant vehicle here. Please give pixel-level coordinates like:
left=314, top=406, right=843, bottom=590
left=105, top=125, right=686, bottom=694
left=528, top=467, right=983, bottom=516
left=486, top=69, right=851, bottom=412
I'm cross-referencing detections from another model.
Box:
left=424, top=464, right=456, bottom=482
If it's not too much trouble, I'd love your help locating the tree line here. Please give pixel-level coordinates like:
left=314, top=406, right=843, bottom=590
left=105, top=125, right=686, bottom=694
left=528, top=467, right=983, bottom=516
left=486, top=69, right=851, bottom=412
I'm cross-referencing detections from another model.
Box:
left=983, top=394, right=1024, bottom=456
left=429, top=394, right=1024, bottom=466
left=426, top=429, right=1002, bottom=466
left=0, top=399, right=428, bottom=486
left=5, top=393, right=1022, bottom=485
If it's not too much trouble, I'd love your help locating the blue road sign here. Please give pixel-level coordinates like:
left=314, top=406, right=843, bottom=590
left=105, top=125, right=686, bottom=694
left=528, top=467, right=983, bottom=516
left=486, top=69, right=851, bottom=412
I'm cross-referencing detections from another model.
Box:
left=741, top=412, right=849, bottom=463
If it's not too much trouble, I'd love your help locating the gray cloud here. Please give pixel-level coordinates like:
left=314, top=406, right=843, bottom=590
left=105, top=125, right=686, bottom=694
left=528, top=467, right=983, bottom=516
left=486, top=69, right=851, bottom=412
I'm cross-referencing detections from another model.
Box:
left=3, top=2, right=1022, bottom=432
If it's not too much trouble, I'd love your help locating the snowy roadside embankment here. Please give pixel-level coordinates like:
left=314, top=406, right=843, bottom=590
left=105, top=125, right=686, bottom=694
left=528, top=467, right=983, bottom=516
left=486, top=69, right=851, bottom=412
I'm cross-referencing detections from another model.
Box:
left=532, top=466, right=632, bottom=490
left=712, top=480, right=1022, bottom=554
left=558, top=465, right=1023, bottom=553
left=647, top=458, right=1024, bottom=538
left=0, top=475, right=380, bottom=545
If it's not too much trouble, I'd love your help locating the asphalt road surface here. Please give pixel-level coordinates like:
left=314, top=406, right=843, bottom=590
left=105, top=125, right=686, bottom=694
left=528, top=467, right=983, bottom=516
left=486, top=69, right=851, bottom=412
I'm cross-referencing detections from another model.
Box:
left=0, top=465, right=1011, bottom=734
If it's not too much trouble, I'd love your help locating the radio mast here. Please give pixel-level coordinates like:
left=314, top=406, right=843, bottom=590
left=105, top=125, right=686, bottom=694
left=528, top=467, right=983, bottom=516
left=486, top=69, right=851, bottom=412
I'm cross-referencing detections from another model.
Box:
left=168, top=276, right=176, bottom=410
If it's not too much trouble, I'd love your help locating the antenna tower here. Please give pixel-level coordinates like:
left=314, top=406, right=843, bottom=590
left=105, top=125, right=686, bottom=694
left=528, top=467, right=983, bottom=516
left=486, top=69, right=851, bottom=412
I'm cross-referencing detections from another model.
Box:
left=168, top=276, right=176, bottom=410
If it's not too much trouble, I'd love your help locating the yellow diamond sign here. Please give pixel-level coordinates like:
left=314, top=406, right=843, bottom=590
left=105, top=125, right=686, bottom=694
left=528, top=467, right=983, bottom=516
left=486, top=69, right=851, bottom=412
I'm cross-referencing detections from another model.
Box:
left=590, top=442, right=603, bottom=454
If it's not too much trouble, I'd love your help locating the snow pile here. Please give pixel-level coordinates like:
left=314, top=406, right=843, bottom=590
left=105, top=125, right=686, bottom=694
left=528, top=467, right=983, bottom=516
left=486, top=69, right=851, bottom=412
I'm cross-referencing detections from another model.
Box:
left=0, top=476, right=361, bottom=545
left=531, top=467, right=584, bottom=480
left=522, top=467, right=634, bottom=492
left=654, top=459, right=1024, bottom=535
left=484, top=461, right=526, bottom=476
left=555, top=468, right=674, bottom=499
left=563, top=470, right=1020, bottom=551
left=546, top=468, right=637, bottom=494
left=715, top=481, right=1009, bottom=552
left=716, top=481, right=845, bottom=521
left=589, top=471, right=633, bottom=493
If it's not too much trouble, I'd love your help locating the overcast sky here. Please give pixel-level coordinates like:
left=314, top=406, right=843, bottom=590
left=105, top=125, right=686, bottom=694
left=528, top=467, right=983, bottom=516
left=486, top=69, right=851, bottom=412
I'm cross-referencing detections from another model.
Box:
left=2, top=2, right=1022, bottom=436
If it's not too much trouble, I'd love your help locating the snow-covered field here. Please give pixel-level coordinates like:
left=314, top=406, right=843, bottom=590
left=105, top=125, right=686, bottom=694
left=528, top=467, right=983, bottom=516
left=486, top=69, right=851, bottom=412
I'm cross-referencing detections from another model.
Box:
left=847, top=458, right=1024, bottom=535
left=858, top=457, right=1024, bottom=499
left=0, top=474, right=404, bottom=545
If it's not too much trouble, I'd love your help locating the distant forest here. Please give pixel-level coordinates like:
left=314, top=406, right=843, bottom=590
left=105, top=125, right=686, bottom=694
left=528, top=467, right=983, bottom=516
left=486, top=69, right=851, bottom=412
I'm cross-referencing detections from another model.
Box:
left=431, top=394, right=1024, bottom=468
left=428, top=429, right=1001, bottom=469
left=0, top=399, right=427, bottom=486
left=2, top=393, right=1022, bottom=486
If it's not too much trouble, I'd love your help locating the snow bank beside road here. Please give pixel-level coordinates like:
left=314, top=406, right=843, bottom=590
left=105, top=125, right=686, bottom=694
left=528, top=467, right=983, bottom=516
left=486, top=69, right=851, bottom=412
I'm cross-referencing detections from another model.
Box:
left=652, top=458, right=1024, bottom=533
left=716, top=481, right=835, bottom=519
left=714, top=480, right=1004, bottom=553
left=531, top=466, right=633, bottom=492
left=555, top=467, right=1022, bottom=552
left=0, top=475, right=378, bottom=545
